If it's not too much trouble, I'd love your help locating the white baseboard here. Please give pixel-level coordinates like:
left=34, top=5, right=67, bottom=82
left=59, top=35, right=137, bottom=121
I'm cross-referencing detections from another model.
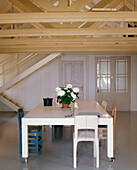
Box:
left=130, top=109, right=137, bottom=111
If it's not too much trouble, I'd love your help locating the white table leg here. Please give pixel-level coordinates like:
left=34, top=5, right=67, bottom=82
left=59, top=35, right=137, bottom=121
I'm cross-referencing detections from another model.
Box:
left=24, top=158, right=28, bottom=164
left=22, top=119, right=28, bottom=159
left=107, top=119, right=114, bottom=159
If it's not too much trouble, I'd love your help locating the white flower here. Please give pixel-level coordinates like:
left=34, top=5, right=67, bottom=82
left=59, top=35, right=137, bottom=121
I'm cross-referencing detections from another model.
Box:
left=57, top=90, right=65, bottom=97
left=73, top=87, right=79, bottom=93
left=66, top=84, right=72, bottom=89
left=55, top=87, right=61, bottom=92
left=71, top=92, right=76, bottom=101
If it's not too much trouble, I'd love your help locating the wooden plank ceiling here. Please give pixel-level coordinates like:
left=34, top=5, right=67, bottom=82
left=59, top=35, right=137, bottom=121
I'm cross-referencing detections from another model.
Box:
left=0, top=0, right=137, bottom=54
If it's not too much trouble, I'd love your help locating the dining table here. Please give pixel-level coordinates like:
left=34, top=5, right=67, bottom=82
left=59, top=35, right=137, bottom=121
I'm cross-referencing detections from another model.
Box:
left=22, top=101, right=114, bottom=163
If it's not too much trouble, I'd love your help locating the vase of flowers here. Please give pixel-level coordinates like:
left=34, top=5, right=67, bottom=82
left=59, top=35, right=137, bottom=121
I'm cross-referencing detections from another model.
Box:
left=55, top=84, right=79, bottom=108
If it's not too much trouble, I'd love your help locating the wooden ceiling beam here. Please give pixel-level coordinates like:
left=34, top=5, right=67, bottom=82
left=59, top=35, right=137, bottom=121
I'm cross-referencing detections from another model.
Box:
left=31, top=0, right=55, bottom=11
left=82, top=0, right=124, bottom=28
left=1, top=11, right=137, bottom=24
left=0, top=44, right=136, bottom=48
left=9, top=0, right=53, bottom=28
left=0, top=2, right=12, bottom=13
left=0, top=28, right=137, bottom=37
left=31, top=0, right=92, bottom=12
left=59, top=0, right=92, bottom=11
left=125, top=0, right=137, bottom=11
left=0, top=44, right=137, bottom=53
left=31, top=0, right=91, bottom=28
left=1, top=37, right=137, bottom=45
left=31, top=0, right=112, bottom=28
left=0, top=2, right=12, bottom=30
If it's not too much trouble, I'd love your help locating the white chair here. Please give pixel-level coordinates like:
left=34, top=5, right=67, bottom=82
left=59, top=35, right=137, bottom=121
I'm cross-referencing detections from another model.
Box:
left=73, top=115, right=99, bottom=168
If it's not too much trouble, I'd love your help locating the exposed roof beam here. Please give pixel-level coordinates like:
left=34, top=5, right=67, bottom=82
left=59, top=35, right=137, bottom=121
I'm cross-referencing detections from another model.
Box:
left=1, top=37, right=137, bottom=45
left=81, top=0, right=124, bottom=28
left=0, top=44, right=137, bottom=54
left=0, top=2, right=13, bottom=30
left=125, top=0, right=137, bottom=11
left=1, top=12, right=137, bottom=24
left=0, top=2, right=12, bottom=13
left=0, top=28, right=137, bottom=37
left=10, top=0, right=53, bottom=28
left=31, top=0, right=92, bottom=11
left=31, top=0, right=113, bottom=28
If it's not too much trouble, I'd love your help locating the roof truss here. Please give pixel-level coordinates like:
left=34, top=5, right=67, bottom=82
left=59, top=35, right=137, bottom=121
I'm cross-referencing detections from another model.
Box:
left=0, top=0, right=137, bottom=54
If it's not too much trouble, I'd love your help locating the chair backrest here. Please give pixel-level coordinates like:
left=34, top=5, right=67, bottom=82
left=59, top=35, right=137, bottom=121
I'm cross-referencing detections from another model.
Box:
left=74, top=115, right=98, bottom=138
left=101, top=101, right=107, bottom=111
left=17, top=108, right=24, bottom=132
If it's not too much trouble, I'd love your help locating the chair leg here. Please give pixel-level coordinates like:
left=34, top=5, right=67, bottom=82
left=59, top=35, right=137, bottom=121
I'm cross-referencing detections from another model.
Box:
left=40, top=128, right=42, bottom=151
left=93, top=141, right=96, bottom=158
left=19, top=132, right=22, bottom=154
left=96, top=140, right=99, bottom=168
left=73, top=140, right=77, bottom=168
left=44, top=125, right=46, bottom=131
left=36, top=131, right=39, bottom=154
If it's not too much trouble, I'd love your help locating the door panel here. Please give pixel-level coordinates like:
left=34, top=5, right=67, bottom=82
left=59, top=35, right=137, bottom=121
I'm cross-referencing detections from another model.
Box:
left=115, top=58, right=130, bottom=111
left=96, top=57, right=130, bottom=111
left=61, top=61, right=84, bottom=100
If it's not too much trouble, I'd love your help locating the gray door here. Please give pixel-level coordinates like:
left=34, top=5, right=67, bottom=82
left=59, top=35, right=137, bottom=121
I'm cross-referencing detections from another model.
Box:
left=61, top=61, right=84, bottom=100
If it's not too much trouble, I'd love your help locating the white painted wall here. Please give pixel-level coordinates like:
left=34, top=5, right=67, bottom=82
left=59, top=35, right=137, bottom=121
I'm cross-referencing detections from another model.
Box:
left=5, top=58, right=60, bottom=111
left=0, top=54, right=137, bottom=111
left=131, top=56, right=137, bottom=111
left=0, top=54, right=96, bottom=111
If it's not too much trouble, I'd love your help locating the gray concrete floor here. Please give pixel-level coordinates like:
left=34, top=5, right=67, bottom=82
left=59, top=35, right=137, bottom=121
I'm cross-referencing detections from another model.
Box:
left=0, top=111, right=137, bottom=170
